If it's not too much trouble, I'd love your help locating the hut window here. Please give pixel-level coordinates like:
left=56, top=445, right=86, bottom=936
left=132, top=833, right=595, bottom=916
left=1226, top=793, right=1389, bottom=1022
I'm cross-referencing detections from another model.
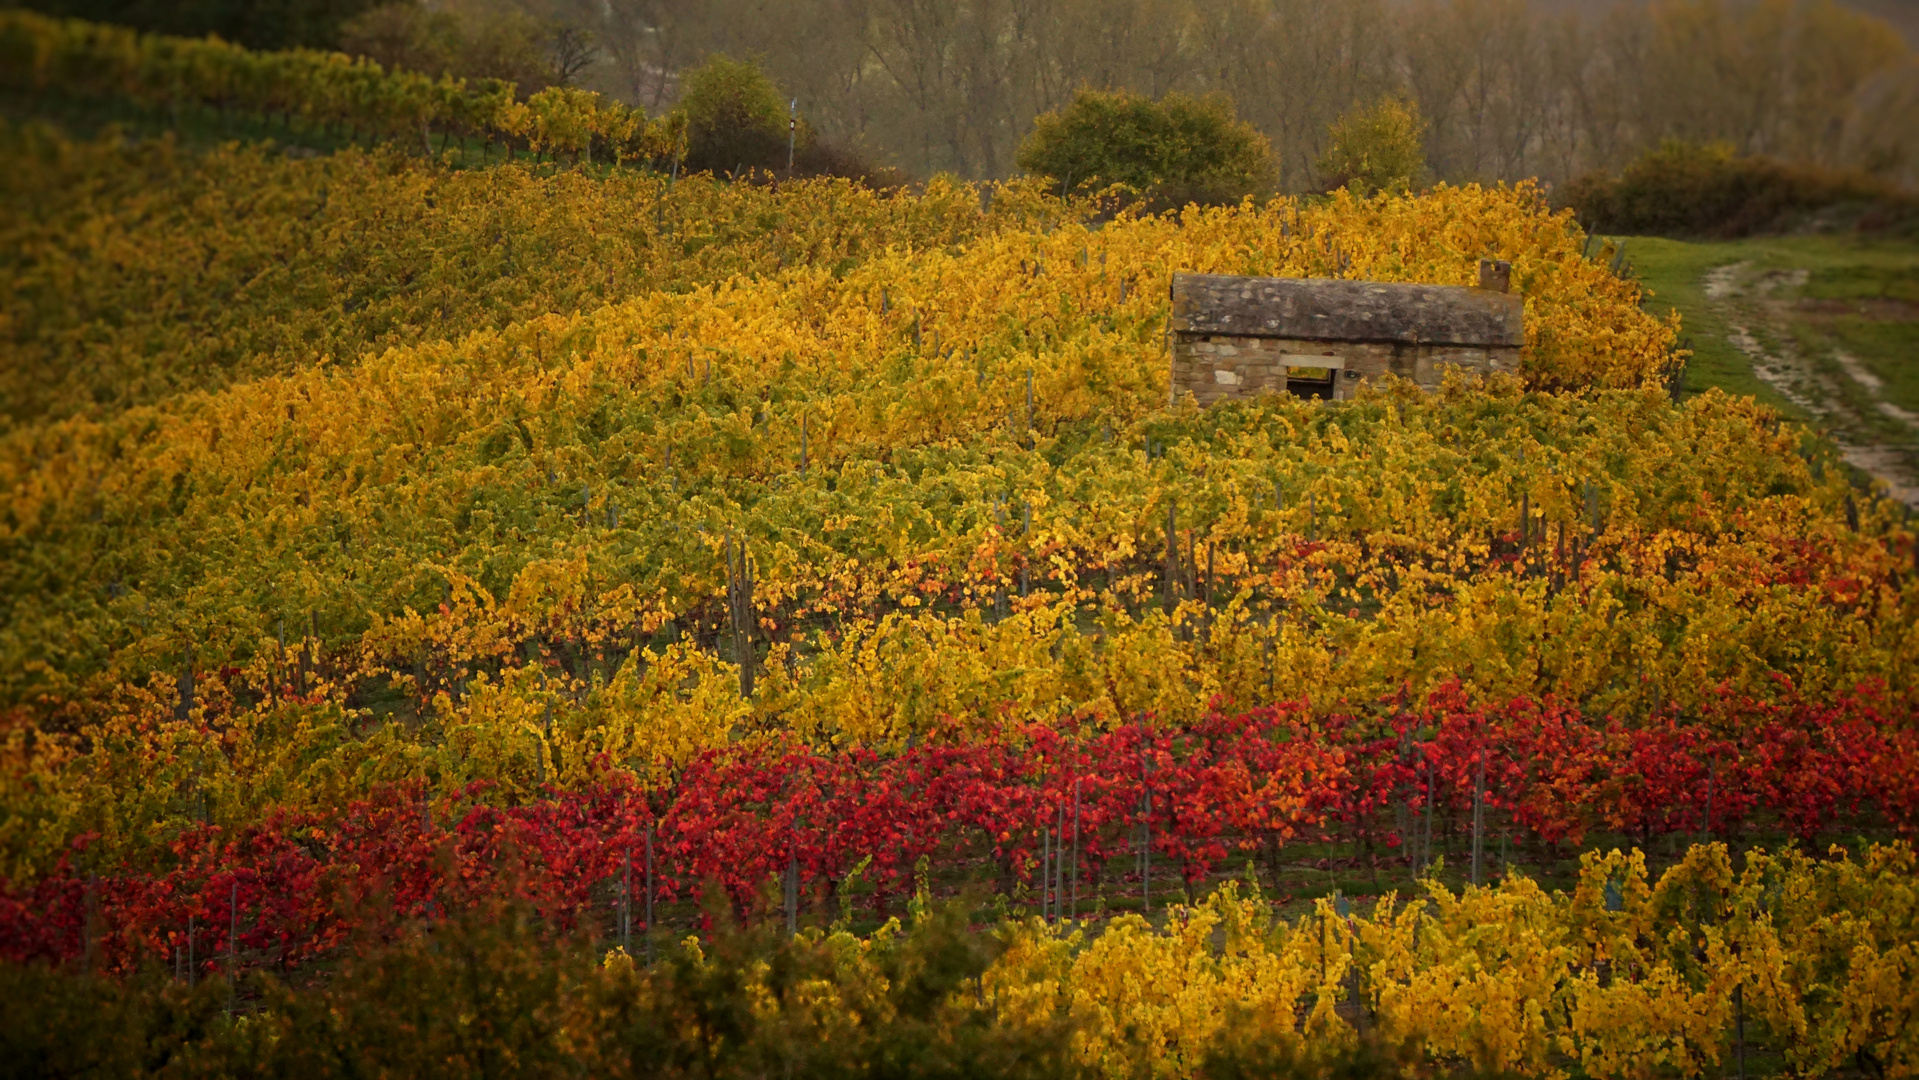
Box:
left=1285, top=365, right=1337, bottom=399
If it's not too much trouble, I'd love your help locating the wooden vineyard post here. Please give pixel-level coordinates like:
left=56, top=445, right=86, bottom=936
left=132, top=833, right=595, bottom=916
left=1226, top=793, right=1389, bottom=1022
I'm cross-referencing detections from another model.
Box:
left=227, top=880, right=238, bottom=1017
left=1422, top=755, right=1435, bottom=879
left=786, top=97, right=797, bottom=175
left=1163, top=503, right=1179, bottom=613
left=1056, top=798, right=1066, bottom=925
left=1185, top=531, right=1198, bottom=614
left=1394, top=735, right=1411, bottom=882
left=1204, top=541, right=1215, bottom=610
left=1070, top=777, right=1081, bottom=921
left=1024, top=370, right=1034, bottom=444
left=1702, top=756, right=1717, bottom=843
left=1039, top=824, right=1050, bottom=922
left=1021, top=503, right=1031, bottom=597
left=1412, top=756, right=1424, bottom=882
left=176, top=663, right=194, bottom=722
left=727, top=536, right=755, bottom=699
left=644, top=823, right=655, bottom=964
left=1520, top=490, right=1532, bottom=567
left=991, top=497, right=1009, bottom=621
left=541, top=701, right=555, bottom=783
left=420, top=788, right=438, bottom=922
left=1471, top=745, right=1486, bottom=886
left=1046, top=810, right=1057, bottom=923
left=1140, top=717, right=1153, bottom=913
left=784, top=848, right=799, bottom=936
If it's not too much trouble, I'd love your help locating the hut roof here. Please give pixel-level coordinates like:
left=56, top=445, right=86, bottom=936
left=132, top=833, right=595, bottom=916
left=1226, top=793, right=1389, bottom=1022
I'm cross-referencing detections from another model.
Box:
left=1170, top=273, right=1524, bottom=348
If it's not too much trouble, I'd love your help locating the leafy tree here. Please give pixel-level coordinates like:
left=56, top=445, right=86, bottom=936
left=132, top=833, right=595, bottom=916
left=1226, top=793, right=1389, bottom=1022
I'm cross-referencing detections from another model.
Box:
left=678, top=53, right=791, bottom=176
left=1016, top=88, right=1274, bottom=210
left=1318, top=96, right=1426, bottom=196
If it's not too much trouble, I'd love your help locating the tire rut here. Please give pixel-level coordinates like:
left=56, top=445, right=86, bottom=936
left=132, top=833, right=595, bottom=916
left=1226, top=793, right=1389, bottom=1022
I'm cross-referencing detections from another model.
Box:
left=1701, top=261, right=1919, bottom=506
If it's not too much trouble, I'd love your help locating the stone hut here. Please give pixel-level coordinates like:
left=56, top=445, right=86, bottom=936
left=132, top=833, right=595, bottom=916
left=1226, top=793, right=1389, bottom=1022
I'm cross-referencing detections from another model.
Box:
left=1168, top=261, right=1523, bottom=405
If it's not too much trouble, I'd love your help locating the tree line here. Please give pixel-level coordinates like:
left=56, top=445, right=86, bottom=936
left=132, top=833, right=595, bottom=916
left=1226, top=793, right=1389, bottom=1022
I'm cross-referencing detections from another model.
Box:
left=570, top=0, right=1917, bottom=190
left=18, top=0, right=1918, bottom=192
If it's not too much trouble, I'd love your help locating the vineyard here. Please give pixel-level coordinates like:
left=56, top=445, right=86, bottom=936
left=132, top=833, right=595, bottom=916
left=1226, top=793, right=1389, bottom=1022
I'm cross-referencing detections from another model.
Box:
left=0, top=10, right=675, bottom=167
left=3, top=16, right=1918, bottom=1078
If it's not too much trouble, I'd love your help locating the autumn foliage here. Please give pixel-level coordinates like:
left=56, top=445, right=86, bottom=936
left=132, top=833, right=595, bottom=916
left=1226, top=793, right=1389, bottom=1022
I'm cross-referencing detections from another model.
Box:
left=7, top=682, right=1913, bottom=979
left=0, top=104, right=1914, bottom=1077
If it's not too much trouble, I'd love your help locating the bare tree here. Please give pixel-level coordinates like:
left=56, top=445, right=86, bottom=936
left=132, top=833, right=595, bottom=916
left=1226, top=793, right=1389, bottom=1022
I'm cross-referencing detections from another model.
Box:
left=479, top=0, right=1917, bottom=187
left=547, top=22, right=596, bottom=84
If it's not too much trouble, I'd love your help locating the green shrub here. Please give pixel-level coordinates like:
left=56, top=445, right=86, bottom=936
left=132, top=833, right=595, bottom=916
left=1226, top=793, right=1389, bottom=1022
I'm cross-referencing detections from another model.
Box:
left=674, top=55, right=901, bottom=185
left=1317, top=97, right=1426, bottom=196
left=1016, top=88, right=1274, bottom=211
left=679, top=54, right=792, bottom=177
left=1560, top=140, right=1918, bottom=238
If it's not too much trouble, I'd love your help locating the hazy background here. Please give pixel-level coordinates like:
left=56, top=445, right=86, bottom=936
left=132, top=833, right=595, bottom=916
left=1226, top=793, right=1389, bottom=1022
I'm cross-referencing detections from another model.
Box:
left=560, top=0, right=1919, bottom=189
left=22, top=0, right=1919, bottom=189
left=1535, top=0, right=1914, bottom=42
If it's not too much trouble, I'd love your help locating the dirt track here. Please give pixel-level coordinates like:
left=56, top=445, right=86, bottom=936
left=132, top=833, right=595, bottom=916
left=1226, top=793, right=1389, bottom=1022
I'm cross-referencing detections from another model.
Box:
left=1703, top=261, right=1919, bottom=506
